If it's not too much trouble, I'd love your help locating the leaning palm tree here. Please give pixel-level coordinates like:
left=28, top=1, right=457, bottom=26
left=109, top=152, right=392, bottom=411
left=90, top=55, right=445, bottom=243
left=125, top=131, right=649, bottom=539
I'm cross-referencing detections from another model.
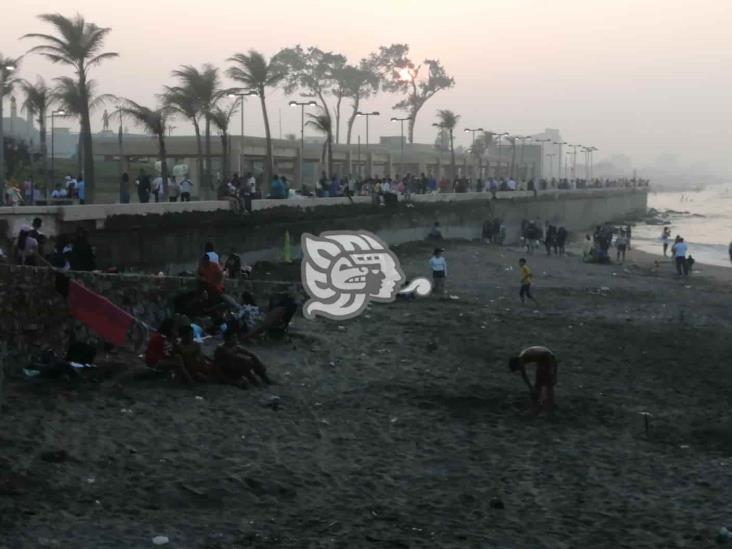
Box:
left=19, top=77, right=53, bottom=194
left=227, top=50, right=284, bottom=183
left=52, top=76, right=114, bottom=178
left=210, top=103, right=238, bottom=181
left=0, top=53, right=21, bottom=198
left=118, top=100, right=171, bottom=193
left=163, top=86, right=204, bottom=186
left=23, top=13, right=118, bottom=204
left=435, top=109, right=460, bottom=180
left=306, top=108, right=334, bottom=178
left=170, top=64, right=226, bottom=191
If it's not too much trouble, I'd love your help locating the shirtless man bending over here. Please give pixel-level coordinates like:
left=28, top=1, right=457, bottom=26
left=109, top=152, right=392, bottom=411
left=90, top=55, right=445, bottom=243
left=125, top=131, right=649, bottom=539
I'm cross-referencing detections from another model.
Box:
left=508, top=346, right=558, bottom=414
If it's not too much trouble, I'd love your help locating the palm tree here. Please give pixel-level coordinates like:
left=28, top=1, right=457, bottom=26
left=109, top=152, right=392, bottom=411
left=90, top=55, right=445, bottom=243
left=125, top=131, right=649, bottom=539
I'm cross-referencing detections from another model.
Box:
left=435, top=109, right=460, bottom=180
left=24, top=13, right=118, bottom=204
left=118, top=100, right=171, bottom=193
left=52, top=76, right=113, bottom=178
left=163, top=86, right=204, bottom=186
left=210, top=103, right=238, bottom=181
left=169, top=64, right=225, bottom=191
left=19, top=77, right=53, bottom=194
left=306, top=108, right=334, bottom=178
left=0, top=53, right=21, bottom=199
left=227, top=50, right=284, bottom=184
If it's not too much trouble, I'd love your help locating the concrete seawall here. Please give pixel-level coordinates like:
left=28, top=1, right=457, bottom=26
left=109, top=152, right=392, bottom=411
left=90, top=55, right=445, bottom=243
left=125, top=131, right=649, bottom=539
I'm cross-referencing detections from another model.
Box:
left=69, top=189, right=646, bottom=272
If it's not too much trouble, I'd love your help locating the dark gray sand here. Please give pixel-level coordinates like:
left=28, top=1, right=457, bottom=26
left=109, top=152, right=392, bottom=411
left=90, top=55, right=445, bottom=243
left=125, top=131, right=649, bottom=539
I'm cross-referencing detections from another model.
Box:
left=2, top=240, right=731, bottom=548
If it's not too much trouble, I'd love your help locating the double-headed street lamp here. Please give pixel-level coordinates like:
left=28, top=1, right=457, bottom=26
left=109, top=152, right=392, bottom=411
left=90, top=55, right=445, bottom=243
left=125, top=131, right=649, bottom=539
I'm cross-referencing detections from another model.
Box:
left=356, top=111, right=379, bottom=177
left=533, top=138, right=551, bottom=178
left=50, top=109, right=69, bottom=198
left=0, top=61, right=17, bottom=203
left=568, top=144, right=581, bottom=181
left=514, top=135, right=532, bottom=180
left=553, top=141, right=567, bottom=180
left=229, top=90, right=258, bottom=176
left=545, top=153, right=557, bottom=178
left=495, top=132, right=509, bottom=178
left=391, top=115, right=410, bottom=174
left=582, top=146, right=598, bottom=180
left=289, top=100, right=318, bottom=188
left=464, top=127, right=484, bottom=179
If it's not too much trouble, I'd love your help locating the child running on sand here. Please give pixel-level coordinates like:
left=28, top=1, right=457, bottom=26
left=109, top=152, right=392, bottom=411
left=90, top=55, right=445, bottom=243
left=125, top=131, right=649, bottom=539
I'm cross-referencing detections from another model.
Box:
left=509, top=345, right=558, bottom=413
left=518, top=258, right=537, bottom=305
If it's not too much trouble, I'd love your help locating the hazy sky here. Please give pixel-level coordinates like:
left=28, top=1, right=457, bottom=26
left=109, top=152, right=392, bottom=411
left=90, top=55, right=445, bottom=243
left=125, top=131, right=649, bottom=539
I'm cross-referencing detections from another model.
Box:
left=2, top=0, right=731, bottom=174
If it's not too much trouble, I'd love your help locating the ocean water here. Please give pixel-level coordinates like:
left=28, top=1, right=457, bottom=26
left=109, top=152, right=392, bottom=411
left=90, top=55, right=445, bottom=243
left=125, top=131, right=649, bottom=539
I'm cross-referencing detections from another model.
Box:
left=631, top=184, right=732, bottom=267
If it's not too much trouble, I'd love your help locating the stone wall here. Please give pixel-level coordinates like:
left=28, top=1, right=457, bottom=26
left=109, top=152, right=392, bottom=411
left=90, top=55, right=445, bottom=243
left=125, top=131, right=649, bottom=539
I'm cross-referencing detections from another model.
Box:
left=87, top=189, right=647, bottom=272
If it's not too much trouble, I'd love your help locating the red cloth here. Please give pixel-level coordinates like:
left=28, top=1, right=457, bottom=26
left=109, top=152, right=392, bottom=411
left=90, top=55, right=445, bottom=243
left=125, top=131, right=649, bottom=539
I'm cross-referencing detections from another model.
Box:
left=68, top=280, right=135, bottom=346
left=145, top=332, right=168, bottom=367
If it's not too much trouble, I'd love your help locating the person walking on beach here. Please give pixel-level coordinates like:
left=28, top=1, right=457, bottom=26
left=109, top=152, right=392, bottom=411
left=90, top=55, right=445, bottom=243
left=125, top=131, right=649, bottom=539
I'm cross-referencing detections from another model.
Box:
left=673, top=237, right=689, bottom=276
left=508, top=345, right=558, bottom=414
left=518, top=258, right=538, bottom=305
left=615, top=230, right=628, bottom=263
left=661, top=226, right=671, bottom=257
left=429, top=248, right=447, bottom=296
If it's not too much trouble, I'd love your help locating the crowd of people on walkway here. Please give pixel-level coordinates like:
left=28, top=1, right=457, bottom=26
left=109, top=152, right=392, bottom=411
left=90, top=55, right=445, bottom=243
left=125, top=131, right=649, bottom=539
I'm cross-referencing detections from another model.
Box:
left=2, top=169, right=650, bottom=207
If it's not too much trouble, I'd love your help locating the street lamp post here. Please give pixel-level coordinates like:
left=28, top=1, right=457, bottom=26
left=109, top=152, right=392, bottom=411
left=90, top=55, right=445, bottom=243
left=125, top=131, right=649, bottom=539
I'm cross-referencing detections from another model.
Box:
left=464, top=127, right=484, bottom=178
left=391, top=116, right=410, bottom=175
left=546, top=153, right=557, bottom=179
left=495, top=132, right=509, bottom=178
left=553, top=141, right=567, bottom=181
left=0, top=61, right=17, bottom=203
left=289, top=100, right=317, bottom=189
left=514, top=135, right=532, bottom=181
left=568, top=144, right=581, bottom=181
left=229, top=91, right=258, bottom=176
left=50, top=109, right=68, bottom=199
left=533, top=138, right=551, bottom=179
left=356, top=111, right=379, bottom=178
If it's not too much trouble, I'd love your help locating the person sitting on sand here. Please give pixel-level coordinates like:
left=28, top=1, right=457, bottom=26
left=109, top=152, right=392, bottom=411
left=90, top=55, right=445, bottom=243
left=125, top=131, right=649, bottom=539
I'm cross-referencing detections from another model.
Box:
left=145, top=319, right=177, bottom=369
left=173, top=325, right=211, bottom=382
left=427, top=221, right=443, bottom=241
left=214, top=329, right=271, bottom=387
left=508, top=345, right=558, bottom=414
left=239, top=293, right=298, bottom=341
left=518, top=258, right=538, bottom=305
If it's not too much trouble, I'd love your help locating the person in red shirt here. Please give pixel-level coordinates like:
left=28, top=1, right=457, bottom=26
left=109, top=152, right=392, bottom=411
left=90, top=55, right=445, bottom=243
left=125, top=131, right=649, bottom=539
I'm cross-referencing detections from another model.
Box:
left=198, top=253, right=224, bottom=296
left=509, top=346, right=558, bottom=414
left=145, top=319, right=176, bottom=368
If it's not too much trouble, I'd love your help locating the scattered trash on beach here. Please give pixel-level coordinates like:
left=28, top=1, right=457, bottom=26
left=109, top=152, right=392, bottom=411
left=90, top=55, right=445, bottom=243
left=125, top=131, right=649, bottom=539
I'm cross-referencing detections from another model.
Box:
left=194, top=395, right=204, bottom=401
left=449, top=295, right=460, bottom=300
left=639, top=412, right=652, bottom=437
left=717, top=527, right=732, bottom=543
left=120, top=408, right=133, bottom=415
left=489, top=497, right=504, bottom=509
left=152, top=536, right=170, bottom=546
left=260, top=395, right=281, bottom=411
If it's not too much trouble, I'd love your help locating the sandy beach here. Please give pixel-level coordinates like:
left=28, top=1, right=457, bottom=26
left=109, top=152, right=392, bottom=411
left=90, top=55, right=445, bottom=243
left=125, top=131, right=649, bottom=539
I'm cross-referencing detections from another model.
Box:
left=2, top=238, right=731, bottom=548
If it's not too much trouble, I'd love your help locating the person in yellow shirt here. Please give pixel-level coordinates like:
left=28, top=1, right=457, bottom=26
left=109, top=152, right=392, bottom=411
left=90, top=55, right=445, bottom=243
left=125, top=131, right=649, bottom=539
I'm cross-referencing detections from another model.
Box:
left=518, top=258, right=538, bottom=305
